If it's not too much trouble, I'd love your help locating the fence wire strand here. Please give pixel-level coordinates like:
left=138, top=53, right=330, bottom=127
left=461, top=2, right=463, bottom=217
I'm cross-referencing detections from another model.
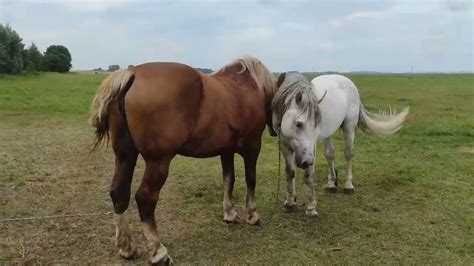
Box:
left=0, top=212, right=114, bottom=223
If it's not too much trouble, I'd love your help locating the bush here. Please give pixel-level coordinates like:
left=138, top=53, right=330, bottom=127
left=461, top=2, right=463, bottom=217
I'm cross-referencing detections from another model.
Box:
left=108, top=65, right=120, bottom=71
left=42, top=45, right=72, bottom=73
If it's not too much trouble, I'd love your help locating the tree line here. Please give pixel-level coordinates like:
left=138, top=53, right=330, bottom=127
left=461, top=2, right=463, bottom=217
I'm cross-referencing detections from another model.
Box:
left=0, top=24, right=72, bottom=74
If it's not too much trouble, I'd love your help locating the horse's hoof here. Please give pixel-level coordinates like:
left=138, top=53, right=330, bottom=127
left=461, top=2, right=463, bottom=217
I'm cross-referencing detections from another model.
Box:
left=223, top=213, right=242, bottom=225
left=151, top=255, right=173, bottom=266
left=284, top=204, right=297, bottom=213
left=252, top=219, right=263, bottom=227
left=119, top=246, right=140, bottom=260
left=325, top=186, right=338, bottom=193
left=150, top=245, right=173, bottom=266
left=306, top=214, right=319, bottom=223
left=344, top=188, right=355, bottom=195
left=224, top=217, right=242, bottom=225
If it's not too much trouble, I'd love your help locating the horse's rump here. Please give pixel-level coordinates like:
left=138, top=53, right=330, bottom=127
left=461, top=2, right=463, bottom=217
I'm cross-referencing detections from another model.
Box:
left=124, top=63, right=205, bottom=157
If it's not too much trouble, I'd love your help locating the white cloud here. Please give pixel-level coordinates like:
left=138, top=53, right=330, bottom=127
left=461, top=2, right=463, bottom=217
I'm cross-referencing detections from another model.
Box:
left=329, top=2, right=441, bottom=28
left=11, top=0, right=133, bottom=12
left=217, top=26, right=275, bottom=44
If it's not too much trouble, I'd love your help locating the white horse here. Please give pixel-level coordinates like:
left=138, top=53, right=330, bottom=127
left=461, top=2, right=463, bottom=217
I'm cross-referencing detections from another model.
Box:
left=271, top=72, right=409, bottom=220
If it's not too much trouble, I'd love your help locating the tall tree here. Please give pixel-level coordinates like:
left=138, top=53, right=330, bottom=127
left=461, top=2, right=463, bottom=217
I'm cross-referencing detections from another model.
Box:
left=42, top=45, right=72, bottom=72
left=24, top=42, right=43, bottom=71
left=0, top=24, right=25, bottom=73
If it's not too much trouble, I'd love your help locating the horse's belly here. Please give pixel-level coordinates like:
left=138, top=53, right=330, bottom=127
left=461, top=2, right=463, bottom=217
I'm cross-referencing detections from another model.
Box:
left=318, top=110, right=346, bottom=139
left=178, top=127, right=238, bottom=158
left=178, top=146, right=223, bottom=158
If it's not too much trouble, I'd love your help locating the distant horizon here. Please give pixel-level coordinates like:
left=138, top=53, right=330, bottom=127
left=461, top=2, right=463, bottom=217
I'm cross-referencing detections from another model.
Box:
left=75, top=66, right=474, bottom=75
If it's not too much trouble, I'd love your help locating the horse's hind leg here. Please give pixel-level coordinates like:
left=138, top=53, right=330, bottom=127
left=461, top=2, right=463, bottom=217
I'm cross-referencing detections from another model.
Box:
left=342, top=122, right=356, bottom=194
left=221, top=153, right=240, bottom=224
left=109, top=110, right=139, bottom=259
left=135, top=157, right=173, bottom=264
left=111, top=151, right=138, bottom=259
left=323, top=137, right=338, bottom=193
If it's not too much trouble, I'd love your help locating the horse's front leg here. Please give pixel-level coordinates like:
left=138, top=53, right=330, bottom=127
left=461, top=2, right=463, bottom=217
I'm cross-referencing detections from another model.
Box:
left=242, top=148, right=262, bottom=226
left=303, top=164, right=319, bottom=221
left=282, top=147, right=297, bottom=212
left=220, top=153, right=240, bottom=224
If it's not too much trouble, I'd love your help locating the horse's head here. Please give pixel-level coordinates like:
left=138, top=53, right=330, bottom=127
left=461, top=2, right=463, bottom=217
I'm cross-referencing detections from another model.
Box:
left=272, top=72, right=324, bottom=169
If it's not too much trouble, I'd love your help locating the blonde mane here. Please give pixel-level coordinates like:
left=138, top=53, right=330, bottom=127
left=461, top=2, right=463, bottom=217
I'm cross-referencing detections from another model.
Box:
left=218, top=56, right=277, bottom=105
left=272, top=72, right=322, bottom=127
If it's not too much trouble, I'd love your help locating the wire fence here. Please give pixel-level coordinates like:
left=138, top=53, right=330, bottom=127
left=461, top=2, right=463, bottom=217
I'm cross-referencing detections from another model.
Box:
left=0, top=212, right=114, bottom=223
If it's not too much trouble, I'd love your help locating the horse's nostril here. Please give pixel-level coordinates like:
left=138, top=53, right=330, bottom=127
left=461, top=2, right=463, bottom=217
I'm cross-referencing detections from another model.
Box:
left=302, top=160, right=313, bottom=168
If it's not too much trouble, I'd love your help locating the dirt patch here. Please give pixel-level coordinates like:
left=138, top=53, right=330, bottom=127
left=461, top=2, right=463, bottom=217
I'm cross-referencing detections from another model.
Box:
left=457, top=146, right=474, bottom=154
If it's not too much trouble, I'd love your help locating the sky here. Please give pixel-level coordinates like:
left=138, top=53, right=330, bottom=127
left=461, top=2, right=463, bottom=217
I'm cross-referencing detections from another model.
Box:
left=0, top=0, right=472, bottom=72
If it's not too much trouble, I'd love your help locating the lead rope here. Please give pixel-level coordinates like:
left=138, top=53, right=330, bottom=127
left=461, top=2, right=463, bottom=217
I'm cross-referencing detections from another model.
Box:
left=265, top=134, right=282, bottom=226
left=277, top=134, right=281, bottom=207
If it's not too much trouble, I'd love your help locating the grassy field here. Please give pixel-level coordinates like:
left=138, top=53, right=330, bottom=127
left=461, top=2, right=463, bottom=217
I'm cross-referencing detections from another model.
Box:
left=1, top=72, right=473, bottom=264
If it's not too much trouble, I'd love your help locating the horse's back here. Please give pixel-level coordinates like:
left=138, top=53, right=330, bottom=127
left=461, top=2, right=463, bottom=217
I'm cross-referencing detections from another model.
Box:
left=132, top=62, right=202, bottom=90
left=311, top=75, right=360, bottom=139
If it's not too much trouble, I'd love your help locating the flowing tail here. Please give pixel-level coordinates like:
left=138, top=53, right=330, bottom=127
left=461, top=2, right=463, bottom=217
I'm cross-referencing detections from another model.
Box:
left=358, top=104, right=409, bottom=136
left=89, top=69, right=135, bottom=149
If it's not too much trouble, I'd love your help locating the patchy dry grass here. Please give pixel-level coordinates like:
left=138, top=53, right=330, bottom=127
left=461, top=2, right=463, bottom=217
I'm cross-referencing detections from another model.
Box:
left=1, top=72, right=473, bottom=264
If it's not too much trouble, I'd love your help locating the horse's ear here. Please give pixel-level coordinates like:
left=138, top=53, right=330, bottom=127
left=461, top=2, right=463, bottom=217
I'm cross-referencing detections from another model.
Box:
left=277, top=72, right=286, bottom=88
left=295, top=91, right=303, bottom=105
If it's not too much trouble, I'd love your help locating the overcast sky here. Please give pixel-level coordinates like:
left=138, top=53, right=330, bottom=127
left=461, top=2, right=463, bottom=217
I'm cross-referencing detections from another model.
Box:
left=1, top=0, right=472, bottom=72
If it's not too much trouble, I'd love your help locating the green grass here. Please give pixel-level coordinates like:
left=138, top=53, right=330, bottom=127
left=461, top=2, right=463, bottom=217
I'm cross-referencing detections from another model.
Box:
left=1, top=72, right=473, bottom=264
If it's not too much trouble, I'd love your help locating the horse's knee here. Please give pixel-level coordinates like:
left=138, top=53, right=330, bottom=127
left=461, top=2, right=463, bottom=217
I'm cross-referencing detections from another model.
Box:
left=110, top=186, right=131, bottom=214
left=324, top=147, right=335, bottom=161
left=134, top=189, right=149, bottom=206
left=344, top=147, right=354, bottom=160
left=303, top=173, right=314, bottom=186
left=135, top=188, right=159, bottom=220
left=285, top=165, right=295, bottom=179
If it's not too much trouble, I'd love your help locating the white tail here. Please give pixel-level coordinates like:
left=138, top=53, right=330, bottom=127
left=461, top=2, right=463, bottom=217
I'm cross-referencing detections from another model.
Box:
left=358, top=104, right=409, bottom=136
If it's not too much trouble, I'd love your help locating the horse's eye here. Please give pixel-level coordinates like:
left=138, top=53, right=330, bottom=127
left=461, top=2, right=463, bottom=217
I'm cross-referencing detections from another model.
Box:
left=295, top=121, right=304, bottom=128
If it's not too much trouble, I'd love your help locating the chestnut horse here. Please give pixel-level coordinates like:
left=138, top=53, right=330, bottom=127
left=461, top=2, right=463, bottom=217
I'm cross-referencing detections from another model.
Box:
left=89, top=57, right=276, bottom=264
